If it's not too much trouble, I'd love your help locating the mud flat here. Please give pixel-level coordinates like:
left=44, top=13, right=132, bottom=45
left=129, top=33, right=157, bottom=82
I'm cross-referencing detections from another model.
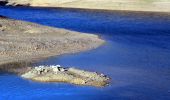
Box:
left=21, top=65, right=110, bottom=87
left=0, top=16, right=105, bottom=73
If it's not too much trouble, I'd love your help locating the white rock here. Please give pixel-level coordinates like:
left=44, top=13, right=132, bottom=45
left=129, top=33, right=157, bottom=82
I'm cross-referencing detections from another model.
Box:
left=56, top=65, right=61, bottom=67
left=59, top=67, right=65, bottom=72
left=51, top=65, right=57, bottom=68
left=100, top=74, right=104, bottom=77
left=53, top=68, right=59, bottom=72
left=39, top=65, right=44, bottom=68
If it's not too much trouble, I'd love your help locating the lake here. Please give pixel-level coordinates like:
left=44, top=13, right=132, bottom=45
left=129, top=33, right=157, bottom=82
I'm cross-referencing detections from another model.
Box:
left=0, top=6, right=170, bottom=100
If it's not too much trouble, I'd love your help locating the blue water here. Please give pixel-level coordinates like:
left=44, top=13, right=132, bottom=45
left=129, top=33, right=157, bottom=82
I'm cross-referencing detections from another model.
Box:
left=0, top=6, right=170, bottom=100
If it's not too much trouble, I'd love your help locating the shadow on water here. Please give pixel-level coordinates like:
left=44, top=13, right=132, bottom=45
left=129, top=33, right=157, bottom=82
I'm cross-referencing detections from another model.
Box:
left=0, top=62, right=32, bottom=75
left=0, top=1, right=8, bottom=6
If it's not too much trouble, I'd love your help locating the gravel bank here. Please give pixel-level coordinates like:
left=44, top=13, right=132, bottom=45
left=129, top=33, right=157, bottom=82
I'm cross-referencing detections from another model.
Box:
left=0, top=16, right=105, bottom=72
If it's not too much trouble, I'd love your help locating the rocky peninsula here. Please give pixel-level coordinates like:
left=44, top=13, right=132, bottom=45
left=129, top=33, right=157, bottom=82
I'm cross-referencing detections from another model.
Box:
left=21, top=65, right=109, bottom=87
left=0, top=15, right=105, bottom=77
left=1, top=0, right=170, bottom=12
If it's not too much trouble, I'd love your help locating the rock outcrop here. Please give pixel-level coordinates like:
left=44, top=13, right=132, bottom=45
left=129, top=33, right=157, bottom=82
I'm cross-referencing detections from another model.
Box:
left=21, top=65, right=110, bottom=87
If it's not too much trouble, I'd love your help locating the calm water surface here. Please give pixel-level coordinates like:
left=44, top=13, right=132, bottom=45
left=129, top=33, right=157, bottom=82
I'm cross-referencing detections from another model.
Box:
left=0, top=6, right=170, bottom=100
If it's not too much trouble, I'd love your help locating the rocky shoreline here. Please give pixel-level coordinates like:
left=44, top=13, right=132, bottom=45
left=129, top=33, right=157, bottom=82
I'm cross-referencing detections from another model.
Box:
left=0, top=16, right=107, bottom=87
left=0, top=16, right=104, bottom=66
left=21, top=65, right=110, bottom=87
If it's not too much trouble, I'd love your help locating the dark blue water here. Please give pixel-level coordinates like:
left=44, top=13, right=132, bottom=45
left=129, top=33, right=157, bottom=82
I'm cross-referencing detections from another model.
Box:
left=0, top=6, right=170, bottom=100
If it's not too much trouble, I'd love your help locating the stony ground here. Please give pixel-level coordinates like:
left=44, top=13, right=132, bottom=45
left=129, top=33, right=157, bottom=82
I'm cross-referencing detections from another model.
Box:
left=0, top=16, right=104, bottom=71
left=21, top=65, right=110, bottom=87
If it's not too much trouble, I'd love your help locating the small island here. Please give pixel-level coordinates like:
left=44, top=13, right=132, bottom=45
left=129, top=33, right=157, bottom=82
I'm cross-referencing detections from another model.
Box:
left=22, top=65, right=110, bottom=87
left=0, top=16, right=109, bottom=87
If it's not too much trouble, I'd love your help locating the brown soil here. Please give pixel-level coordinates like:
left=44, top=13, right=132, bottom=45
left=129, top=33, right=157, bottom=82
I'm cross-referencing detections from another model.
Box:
left=0, top=16, right=105, bottom=73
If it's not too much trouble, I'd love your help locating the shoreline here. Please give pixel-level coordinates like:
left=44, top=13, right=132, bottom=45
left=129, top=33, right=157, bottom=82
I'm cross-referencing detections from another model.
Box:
left=1, top=6, right=170, bottom=17
left=0, top=16, right=105, bottom=74
left=1, top=0, right=170, bottom=12
left=0, top=15, right=109, bottom=87
left=21, top=65, right=110, bottom=87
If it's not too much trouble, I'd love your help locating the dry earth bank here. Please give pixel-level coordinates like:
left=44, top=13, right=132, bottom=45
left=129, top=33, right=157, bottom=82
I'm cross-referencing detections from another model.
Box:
left=0, top=16, right=105, bottom=74
left=2, top=0, right=170, bottom=12
left=0, top=16, right=108, bottom=86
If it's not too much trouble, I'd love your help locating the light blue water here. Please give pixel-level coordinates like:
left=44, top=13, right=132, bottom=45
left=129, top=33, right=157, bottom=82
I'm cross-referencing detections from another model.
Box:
left=0, top=6, right=170, bottom=100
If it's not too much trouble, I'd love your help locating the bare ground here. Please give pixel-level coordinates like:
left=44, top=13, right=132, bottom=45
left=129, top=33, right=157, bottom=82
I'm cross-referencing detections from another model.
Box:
left=0, top=16, right=105, bottom=73
left=21, top=65, right=110, bottom=87
left=4, top=0, right=170, bottom=12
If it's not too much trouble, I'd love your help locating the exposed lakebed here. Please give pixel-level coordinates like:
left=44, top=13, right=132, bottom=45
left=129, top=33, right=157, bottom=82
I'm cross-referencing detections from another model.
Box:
left=0, top=6, right=170, bottom=100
